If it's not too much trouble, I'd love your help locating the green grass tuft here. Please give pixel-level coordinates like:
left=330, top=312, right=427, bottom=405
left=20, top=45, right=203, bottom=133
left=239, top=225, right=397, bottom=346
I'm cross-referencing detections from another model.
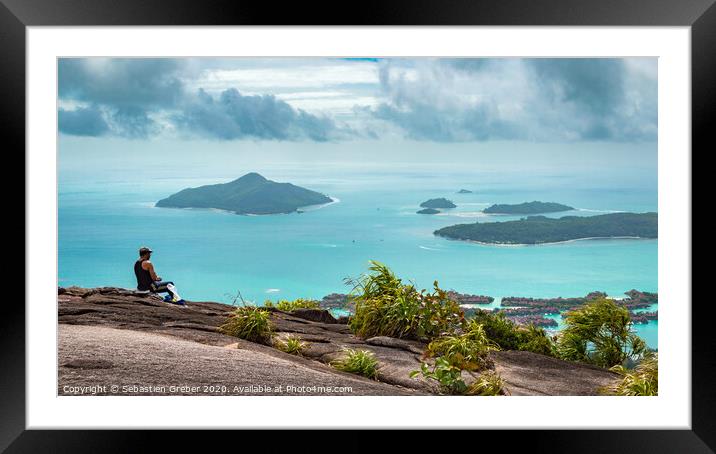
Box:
left=331, top=349, right=379, bottom=379
left=274, top=334, right=309, bottom=356
left=606, top=352, right=658, bottom=396
left=466, top=371, right=507, bottom=396
left=347, top=261, right=464, bottom=341
left=218, top=306, right=274, bottom=344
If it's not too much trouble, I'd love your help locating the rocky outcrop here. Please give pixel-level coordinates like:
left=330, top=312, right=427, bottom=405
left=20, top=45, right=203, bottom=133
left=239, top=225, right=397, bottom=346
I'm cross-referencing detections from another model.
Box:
left=58, top=287, right=620, bottom=396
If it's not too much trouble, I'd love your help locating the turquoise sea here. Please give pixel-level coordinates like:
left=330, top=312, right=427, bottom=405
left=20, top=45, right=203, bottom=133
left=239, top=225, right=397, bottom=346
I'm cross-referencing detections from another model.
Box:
left=58, top=151, right=658, bottom=348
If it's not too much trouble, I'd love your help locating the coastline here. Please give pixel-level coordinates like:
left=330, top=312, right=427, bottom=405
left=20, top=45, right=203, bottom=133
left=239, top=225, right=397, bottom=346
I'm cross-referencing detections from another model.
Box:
left=153, top=196, right=340, bottom=216
left=435, top=235, right=655, bottom=247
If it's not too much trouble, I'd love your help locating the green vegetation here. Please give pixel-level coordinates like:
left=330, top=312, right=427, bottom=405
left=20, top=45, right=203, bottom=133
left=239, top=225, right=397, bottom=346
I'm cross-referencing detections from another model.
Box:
left=417, top=208, right=440, bottom=215
left=557, top=297, right=647, bottom=368
left=483, top=201, right=574, bottom=214
left=606, top=353, right=658, bottom=396
left=420, top=198, right=456, bottom=209
left=425, top=323, right=498, bottom=371
left=218, top=306, right=274, bottom=344
left=274, top=334, right=309, bottom=356
left=468, top=311, right=556, bottom=356
left=411, top=357, right=468, bottom=394
left=274, top=298, right=320, bottom=312
left=467, top=371, right=507, bottom=396
left=156, top=172, right=332, bottom=215
left=347, top=261, right=464, bottom=341
left=410, top=358, right=505, bottom=395
left=331, top=349, right=379, bottom=379
left=413, top=317, right=504, bottom=395
left=435, top=212, right=658, bottom=245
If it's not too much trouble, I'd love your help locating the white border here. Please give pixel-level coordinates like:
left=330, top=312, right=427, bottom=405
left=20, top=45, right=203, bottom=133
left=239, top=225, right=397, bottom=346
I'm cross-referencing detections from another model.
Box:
left=27, top=27, right=691, bottom=429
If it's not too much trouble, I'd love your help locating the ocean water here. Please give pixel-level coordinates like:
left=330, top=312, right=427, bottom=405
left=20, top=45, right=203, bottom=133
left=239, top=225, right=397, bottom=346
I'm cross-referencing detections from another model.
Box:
left=58, top=150, right=658, bottom=348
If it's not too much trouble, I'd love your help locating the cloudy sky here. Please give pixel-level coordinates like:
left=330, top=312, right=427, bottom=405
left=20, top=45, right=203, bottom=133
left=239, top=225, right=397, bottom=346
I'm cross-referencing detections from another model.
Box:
left=58, top=57, right=657, bottom=144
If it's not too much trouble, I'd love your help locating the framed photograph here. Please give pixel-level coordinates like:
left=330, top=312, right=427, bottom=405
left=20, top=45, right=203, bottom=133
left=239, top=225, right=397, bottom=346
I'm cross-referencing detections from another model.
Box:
left=7, top=0, right=712, bottom=449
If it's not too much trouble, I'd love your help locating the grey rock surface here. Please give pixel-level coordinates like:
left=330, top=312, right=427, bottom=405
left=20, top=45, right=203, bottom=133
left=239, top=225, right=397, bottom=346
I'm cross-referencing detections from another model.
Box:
left=58, top=287, right=620, bottom=396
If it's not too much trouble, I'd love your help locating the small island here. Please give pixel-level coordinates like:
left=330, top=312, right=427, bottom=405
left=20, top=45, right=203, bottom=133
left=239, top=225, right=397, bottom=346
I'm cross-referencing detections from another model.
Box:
left=420, top=198, right=456, bottom=209
left=483, top=201, right=574, bottom=214
left=434, top=212, right=657, bottom=245
left=457, top=189, right=473, bottom=194
left=417, top=208, right=440, bottom=215
left=156, top=172, right=333, bottom=215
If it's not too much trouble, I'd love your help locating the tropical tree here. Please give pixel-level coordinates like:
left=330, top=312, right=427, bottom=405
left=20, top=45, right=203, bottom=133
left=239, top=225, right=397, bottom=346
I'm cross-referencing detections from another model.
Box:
left=557, top=297, right=646, bottom=368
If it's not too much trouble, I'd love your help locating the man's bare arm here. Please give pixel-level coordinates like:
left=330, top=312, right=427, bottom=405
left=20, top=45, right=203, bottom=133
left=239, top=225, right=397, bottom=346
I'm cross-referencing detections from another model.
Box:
left=142, top=260, right=161, bottom=281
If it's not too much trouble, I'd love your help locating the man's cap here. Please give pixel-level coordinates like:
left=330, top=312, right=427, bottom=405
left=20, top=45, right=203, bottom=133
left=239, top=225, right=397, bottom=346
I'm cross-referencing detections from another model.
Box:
left=139, top=246, right=153, bottom=255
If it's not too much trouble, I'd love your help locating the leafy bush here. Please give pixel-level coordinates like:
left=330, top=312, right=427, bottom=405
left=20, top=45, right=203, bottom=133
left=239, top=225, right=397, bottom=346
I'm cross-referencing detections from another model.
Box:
left=467, top=311, right=556, bottom=356
left=467, top=371, right=507, bottom=396
left=275, top=298, right=320, bottom=312
left=517, top=324, right=557, bottom=357
left=411, top=357, right=468, bottom=395
left=425, top=323, right=498, bottom=371
left=274, top=334, right=309, bottom=356
left=347, top=261, right=464, bottom=340
left=218, top=306, right=273, bottom=344
left=606, top=353, right=658, bottom=396
left=557, top=297, right=646, bottom=368
left=331, top=349, right=379, bottom=379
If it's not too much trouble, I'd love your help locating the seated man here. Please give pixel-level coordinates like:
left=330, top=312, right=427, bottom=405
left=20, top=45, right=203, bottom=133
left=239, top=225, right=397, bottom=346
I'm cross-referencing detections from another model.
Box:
left=134, top=246, right=185, bottom=305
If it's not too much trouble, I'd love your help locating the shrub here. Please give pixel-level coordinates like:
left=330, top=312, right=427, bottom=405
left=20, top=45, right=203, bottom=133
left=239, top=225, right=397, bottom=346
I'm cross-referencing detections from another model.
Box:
left=517, top=324, right=557, bottom=357
left=218, top=306, right=273, bottom=344
left=425, top=323, right=498, bottom=371
left=467, top=312, right=556, bottom=356
left=275, top=298, right=320, bottom=312
left=606, top=352, right=658, bottom=396
left=331, top=349, right=379, bottom=379
left=467, top=371, right=507, bottom=396
left=274, top=334, right=309, bottom=356
left=557, top=297, right=646, bottom=368
left=469, top=310, right=522, bottom=349
left=347, top=261, right=464, bottom=340
left=410, top=357, right=468, bottom=395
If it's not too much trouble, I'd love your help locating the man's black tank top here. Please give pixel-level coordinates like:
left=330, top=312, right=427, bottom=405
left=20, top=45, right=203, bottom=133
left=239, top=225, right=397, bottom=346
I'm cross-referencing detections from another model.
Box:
left=134, top=259, right=154, bottom=290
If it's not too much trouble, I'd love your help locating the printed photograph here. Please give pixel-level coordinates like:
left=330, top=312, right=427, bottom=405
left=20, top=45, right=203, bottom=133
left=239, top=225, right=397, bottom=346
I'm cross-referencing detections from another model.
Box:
left=58, top=57, right=658, bottom=396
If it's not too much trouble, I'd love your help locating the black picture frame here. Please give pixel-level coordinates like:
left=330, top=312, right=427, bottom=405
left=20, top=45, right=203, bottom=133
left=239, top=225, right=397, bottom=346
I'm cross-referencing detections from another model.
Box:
left=4, top=0, right=711, bottom=450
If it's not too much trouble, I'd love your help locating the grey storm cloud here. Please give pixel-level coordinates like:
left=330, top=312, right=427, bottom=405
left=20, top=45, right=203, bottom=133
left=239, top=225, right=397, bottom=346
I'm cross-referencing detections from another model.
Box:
left=530, top=59, right=624, bottom=115
left=59, top=58, right=185, bottom=108
left=372, top=58, right=657, bottom=142
left=373, top=102, right=523, bottom=142
left=58, top=58, right=340, bottom=141
left=58, top=105, right=109, bottom=136
left=174, top=88, right=336, bottom=141
left=58, top=57, right=657, bottom=143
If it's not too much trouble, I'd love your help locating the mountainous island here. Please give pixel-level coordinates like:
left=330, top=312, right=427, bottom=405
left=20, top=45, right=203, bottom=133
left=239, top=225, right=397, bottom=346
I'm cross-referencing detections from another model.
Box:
left=417, top=208, right=440, bottom=215
left=457, top=189, right=473, bottom=194
left=434, top=212, right=657, bottom=245
left=420, top=198, right=456, bottom=209
left=155, top=172, right=333, bottom=215
left=483, top=201, right=575, bottom=214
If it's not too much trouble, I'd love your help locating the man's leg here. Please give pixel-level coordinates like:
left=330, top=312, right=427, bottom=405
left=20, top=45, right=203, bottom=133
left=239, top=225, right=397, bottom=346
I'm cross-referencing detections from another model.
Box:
left=151, top=281, right=176, bottom=298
